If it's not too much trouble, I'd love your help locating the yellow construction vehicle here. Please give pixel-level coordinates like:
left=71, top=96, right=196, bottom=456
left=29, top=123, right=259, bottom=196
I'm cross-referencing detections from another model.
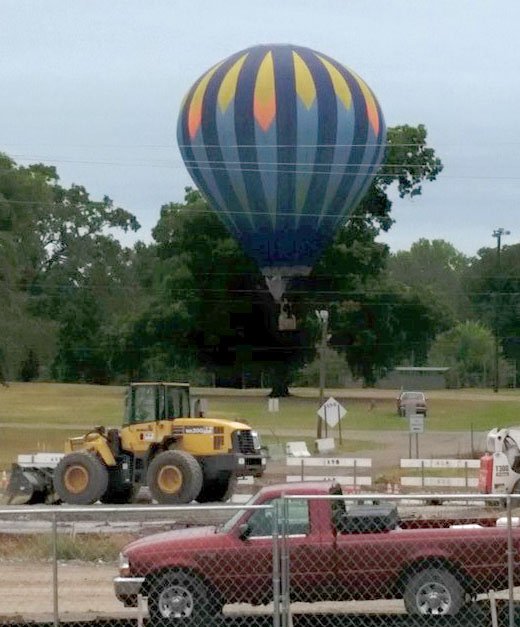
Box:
left=8, top=382, right=266, bottom=505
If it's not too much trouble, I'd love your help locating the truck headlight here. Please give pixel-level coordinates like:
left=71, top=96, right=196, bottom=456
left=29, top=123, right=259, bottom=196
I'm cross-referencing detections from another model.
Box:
left=118, top=552, right=130, bottom=577
left=252, top=430, right=261, bottom=450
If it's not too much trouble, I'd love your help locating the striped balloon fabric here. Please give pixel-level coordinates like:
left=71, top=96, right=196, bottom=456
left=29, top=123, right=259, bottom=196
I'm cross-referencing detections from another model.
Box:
left=177, top=44, right=386, bottom=291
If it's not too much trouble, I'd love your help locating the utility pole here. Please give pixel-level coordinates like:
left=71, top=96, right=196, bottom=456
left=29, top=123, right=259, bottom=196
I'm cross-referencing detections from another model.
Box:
left=316, top=309, right=329, bottom=439
left=492, top=228, right=510, bottom=393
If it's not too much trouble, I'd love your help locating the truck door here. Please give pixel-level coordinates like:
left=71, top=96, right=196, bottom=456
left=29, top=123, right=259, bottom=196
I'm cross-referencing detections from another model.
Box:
left=283, top=497, right=336, bottom=603
left=208, top=496, right=335, bottom=604
left=244, top=497, right=335, bottom=603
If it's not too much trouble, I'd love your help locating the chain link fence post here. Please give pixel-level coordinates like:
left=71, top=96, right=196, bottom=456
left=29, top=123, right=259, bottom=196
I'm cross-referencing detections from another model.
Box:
left=280, top=494, right=290, bottom=627
left=506, top=494, right=515, bottom=627
left=272, top=500, right=280, bottom=627
left=52, top=511, right=59, bottom=627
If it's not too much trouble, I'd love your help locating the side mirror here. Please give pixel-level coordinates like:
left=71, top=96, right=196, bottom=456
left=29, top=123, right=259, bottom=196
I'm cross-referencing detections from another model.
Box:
left=238, top=523, right=251, bottom=540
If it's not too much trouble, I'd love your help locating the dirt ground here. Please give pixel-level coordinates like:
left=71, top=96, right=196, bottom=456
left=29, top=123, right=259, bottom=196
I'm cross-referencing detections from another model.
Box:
left=0, top=561, right=408, bottom=620
left=1, top=561, right=517, bottom=622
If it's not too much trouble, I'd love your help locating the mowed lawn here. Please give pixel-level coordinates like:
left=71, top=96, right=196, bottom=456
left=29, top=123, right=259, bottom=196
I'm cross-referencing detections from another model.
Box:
left=0, top=382, right=519, bottom=469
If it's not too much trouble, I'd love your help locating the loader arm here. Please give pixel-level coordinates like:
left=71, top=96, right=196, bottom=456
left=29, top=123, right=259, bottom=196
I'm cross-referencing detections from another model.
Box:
left=65, top=431, right=117, bottom=466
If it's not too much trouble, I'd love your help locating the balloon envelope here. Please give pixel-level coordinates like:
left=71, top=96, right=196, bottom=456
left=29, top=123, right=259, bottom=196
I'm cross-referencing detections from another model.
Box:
left=177, top=44, right=386, bottom=294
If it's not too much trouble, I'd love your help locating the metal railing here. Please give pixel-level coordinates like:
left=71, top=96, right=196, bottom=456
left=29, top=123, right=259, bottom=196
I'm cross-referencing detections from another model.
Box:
left=0, top=494, right=519, bottom=626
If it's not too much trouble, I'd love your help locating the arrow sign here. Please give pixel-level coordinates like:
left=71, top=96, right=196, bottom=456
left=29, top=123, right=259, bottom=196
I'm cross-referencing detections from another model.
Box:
left=318, top=397, right=347, bottom=428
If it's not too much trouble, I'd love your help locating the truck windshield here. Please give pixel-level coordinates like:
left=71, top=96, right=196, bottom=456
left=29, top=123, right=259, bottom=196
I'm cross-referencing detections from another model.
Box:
left=131, top=386, right=156, bottom=424
left=221, top=493, right=261, bottom=532
left=125, top=385, right=191, bottom=424
left=221, top=496, right=309, bottom=536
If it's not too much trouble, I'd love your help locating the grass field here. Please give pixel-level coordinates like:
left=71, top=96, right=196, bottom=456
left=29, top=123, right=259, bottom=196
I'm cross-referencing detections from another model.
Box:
left=0, top=382, right=519, bottom=470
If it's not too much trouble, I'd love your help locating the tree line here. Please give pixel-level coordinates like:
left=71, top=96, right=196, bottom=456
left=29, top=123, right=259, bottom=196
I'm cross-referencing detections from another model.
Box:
left=0, top=126, right=517, bottom=392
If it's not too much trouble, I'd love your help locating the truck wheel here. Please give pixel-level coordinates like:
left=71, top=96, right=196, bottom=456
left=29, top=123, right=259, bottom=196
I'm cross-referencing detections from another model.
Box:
left=148, top=571, right=221, bottom=626
left=404, top=567, right=464, bottom=615
left=147, top=450, right=203, bottom=504
left=196, top=473, right=237, bottom=503
left=54, top=452, right=109, bottom=505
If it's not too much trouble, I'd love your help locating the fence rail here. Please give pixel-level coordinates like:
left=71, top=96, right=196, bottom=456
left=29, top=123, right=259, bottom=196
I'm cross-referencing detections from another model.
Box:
left=399, top=458, right=480, bottom=491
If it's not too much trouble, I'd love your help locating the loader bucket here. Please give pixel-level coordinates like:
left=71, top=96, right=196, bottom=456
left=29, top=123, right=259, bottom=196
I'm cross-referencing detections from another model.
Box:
left=7, top=464, right=50, bottom=505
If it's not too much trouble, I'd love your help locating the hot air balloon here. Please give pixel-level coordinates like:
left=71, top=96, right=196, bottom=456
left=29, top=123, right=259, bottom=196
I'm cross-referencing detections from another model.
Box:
left=177, top=44, right=386, bottom=303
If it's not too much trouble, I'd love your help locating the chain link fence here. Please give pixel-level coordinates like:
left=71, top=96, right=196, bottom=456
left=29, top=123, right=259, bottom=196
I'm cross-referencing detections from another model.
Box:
left=0, top=493, right=519, bottom=627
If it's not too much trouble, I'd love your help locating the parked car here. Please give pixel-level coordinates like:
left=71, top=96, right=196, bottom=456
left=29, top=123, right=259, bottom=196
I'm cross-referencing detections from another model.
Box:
left=114, top=482, right=519, bottom=621
left=397, top=390, right=427, bottom=417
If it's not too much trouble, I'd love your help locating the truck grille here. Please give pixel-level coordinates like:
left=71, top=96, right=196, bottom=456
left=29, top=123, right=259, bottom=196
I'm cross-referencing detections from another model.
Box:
left=236, top=430, right=256, bottom=454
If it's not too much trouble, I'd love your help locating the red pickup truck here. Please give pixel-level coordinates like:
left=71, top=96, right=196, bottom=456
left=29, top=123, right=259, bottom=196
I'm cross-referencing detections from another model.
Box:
left=114, top=482, right=519, bottom=623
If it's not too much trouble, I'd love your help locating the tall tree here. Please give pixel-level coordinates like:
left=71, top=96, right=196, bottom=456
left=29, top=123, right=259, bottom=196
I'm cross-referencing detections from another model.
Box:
left=0, top=153, right=141, bottom=380
left=463, top=243, right=520, bottom=385
left=428, top=321, right=495, bottom=387
left=388, top=239, right=470, bottom=321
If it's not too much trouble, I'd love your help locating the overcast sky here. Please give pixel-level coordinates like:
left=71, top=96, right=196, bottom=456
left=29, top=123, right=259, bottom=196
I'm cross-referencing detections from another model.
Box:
left=1, top=0, right=519, bottom=256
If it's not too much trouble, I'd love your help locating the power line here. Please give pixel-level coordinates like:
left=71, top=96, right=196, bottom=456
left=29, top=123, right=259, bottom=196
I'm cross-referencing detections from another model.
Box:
left=3, top=156, right=519, bottom=180
left=2, top=156, right=437, bottom=171
left=4, top=139, right=520, bottom=148
left=14, top=280, right=520, bottom=295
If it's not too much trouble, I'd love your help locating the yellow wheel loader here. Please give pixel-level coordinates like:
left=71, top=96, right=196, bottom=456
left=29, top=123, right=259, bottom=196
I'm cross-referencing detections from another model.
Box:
left=7, top=382, right=266, bottom=505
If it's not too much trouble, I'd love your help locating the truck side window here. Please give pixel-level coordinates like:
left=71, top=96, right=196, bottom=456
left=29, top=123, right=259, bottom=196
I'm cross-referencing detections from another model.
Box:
left=248, top=507, right=274, bottom=537
left=247, top=499, right=310, bottom=537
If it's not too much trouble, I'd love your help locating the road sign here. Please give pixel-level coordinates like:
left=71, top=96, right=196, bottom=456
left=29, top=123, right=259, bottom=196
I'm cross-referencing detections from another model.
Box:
left=318, top=397, right=347, bottom=428
left=409, top=414, right=425, bottom=434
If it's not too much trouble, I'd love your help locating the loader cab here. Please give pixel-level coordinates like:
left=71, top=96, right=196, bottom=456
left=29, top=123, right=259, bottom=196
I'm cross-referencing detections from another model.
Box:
left=124, top=383, right=191, bottom=425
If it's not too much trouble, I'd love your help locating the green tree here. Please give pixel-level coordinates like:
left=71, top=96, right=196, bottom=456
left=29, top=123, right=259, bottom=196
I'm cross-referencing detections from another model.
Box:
left=127, top=195, right=305, bottom=391
left=51, top=291, right=109, bottom=383
left=379, top=124, right=443, bottom=198
left=0, top=153, right=141, bottom=381
left=329, top=280, right=450, bottom=385
left=428, top=321, right=495, bottom=387
left=388, top=239, right=470, bottom=321
left=463, top=243, right=520, bottom=385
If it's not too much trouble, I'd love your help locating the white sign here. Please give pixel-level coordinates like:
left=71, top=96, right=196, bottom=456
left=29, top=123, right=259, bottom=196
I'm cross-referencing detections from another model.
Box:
left=401, top=458, right=480, bottom=469
left=268, top=398, right=279, bottom=412
left=317, top=397, right=347, bottom=428
left=286, top=457, right=371, bottom=468
left=409, top=415, right=424, bottom=433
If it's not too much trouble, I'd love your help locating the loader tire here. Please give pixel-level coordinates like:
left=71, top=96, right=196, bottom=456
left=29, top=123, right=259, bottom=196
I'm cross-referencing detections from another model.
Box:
left=54, top=452, right=109, bottom=505
left=147, top=450, right=203, bottom=504
left=196, top=472, right=237, bottom=503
